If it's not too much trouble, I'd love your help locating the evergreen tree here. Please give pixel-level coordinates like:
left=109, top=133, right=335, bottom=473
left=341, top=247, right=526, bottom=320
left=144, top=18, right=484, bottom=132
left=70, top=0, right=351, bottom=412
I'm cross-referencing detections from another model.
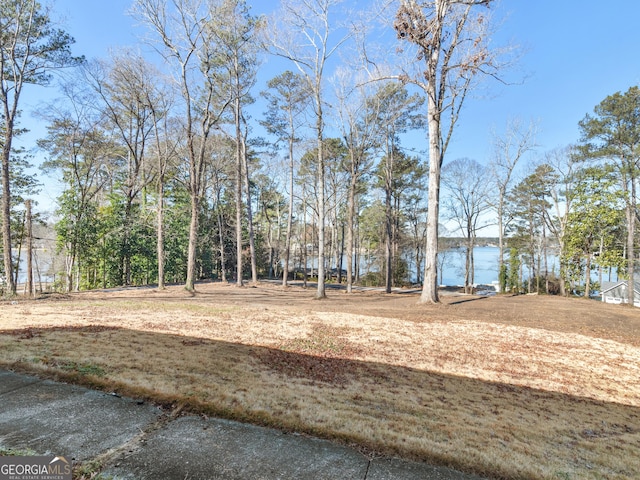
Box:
left=563, top=166, right=625, bottom=296
left=577, top=86, right=640, bottom=305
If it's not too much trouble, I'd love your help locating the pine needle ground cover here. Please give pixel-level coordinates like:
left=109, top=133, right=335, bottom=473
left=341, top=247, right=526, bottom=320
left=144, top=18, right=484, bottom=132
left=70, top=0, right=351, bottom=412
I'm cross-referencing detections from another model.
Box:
left=1, top=283, right=639, bottom=479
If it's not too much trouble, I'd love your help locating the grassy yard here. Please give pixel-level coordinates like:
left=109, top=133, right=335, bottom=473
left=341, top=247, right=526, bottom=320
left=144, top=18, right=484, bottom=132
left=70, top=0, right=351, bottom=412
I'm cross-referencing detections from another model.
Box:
left=1, top=282, right=639, bottom=479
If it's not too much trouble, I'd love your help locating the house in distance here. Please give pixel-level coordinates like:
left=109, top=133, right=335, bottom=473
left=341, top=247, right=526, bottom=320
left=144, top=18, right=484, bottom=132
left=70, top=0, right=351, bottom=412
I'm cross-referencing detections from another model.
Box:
left=601, top=275, right=640, bottom=307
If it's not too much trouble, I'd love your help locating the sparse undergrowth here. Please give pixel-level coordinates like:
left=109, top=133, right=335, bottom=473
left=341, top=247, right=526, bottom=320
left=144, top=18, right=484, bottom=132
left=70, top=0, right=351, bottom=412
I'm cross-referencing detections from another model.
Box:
left=73, top=459, right=114, bottom=480
left=0, top=446, right=37, bottom=456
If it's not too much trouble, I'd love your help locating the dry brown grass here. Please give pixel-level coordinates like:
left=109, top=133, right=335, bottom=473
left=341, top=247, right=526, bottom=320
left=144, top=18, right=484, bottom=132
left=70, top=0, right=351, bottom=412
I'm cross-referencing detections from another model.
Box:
left=1, top=282, right=639, bottom=479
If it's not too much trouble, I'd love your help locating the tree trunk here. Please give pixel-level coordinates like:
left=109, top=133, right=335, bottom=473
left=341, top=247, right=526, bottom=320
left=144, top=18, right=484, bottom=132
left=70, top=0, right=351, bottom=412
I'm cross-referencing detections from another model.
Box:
left=282, top=138, right=295, bottom=287
left=303, top=197, right=308, bottom=288
left=469, top=242, right=476, bottom=293
left=598, top=235, right=604, bottom=294
left=25, top=200, right=33, bottom=298
left=528, top=254, right=534, bottom=294
left=315, top=101, right=326, bottom=299
left=346, top=174, right=356, bottom=293
left=584, top=252, right=592, bottom=298
left=242, top=137, right=258, bottom=285
left=519, top=255, right=524, bottom=292
left=311, top=217, right=316, bottom=278
left=497, top=196, right=506, bottom=293
left=355, top=212, right=360, bottom=283
left=393, top=194, right=401, bottom=286
left=420, top=98, right=442, bottom=303
left=544, top=235, right=549, bottom=294
left=235, top=127, right=244, bottom=287
left=1, top=134, right=15, bottom=295
left=465, top=235, right=475, bottom=295
left=13, top=214, right=24, bottom=291
left=338, top=222, right=344, bottom=284
left=123, top=199, right=133, bottom=286
left=626, top=200, right=635, bottom=306
left=75, top=259, right=80, bottom=292
left=558, top=233, right=567, bottom=296
left=415, top=244, right=422, bottom=285
left=336, top=214, right=344, bottom=279
left=185, top=194, right=199, bottom=291
left=385, top=187, right=393, bottom=293
left=157, top=175, right=165, bottom=290
left=217, top=205, right=227, bottom=283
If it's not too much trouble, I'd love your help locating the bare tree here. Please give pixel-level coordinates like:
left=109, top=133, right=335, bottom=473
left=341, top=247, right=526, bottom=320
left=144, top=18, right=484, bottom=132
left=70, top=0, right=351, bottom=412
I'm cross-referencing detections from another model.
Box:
left=267, top=0, right=351, bottom=299
left=442, top=157, right=491, bottom=293
left=38, top=77, right=112, bottom=292
left=533, top=146, right=578, bottom=297
left=145, top=74, right=177, bottom=290
left=489, top=117, right=536, bottom=292
left=83, top=53, right=160, bottom=285
left=132, top=0, right=232, bottom=292
left=392, top=0, right=501, bottom=303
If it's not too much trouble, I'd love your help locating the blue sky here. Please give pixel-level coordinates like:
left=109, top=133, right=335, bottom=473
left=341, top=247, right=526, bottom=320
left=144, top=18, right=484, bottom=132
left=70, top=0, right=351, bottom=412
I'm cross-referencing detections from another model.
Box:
left=22, top=0, right=640, bottom=211
left=461, top=1, right=640, bottom=160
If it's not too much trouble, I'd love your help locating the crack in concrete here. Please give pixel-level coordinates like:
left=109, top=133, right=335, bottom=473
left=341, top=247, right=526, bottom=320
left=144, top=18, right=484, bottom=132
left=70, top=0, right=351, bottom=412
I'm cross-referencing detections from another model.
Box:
left=81, top=403, right=183, bottom=473
left=0, top=378, right=43, bottom=397
left=363, top=459, right=371, bottom=479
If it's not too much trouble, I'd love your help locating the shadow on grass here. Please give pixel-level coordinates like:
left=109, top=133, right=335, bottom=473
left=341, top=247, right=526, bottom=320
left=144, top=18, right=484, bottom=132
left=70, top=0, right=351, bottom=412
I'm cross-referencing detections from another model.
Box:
left=447, top=296, right=490, bottom=306
left=1, top=324, right=639, bottom=480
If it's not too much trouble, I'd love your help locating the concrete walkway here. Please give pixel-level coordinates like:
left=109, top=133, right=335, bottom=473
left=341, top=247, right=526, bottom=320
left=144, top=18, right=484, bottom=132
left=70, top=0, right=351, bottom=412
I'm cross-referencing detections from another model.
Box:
left=0, top=370, right=485, bottom=479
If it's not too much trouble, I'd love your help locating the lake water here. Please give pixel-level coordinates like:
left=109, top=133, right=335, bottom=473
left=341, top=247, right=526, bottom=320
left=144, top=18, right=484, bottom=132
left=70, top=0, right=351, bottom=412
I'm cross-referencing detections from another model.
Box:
left=352, top=246, right=507, bottom=286
left=327, top=246, right=514, bottom=287
left=438, top=246, right=500, bottom=286
left=435, top=246, right=564, bottom=287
